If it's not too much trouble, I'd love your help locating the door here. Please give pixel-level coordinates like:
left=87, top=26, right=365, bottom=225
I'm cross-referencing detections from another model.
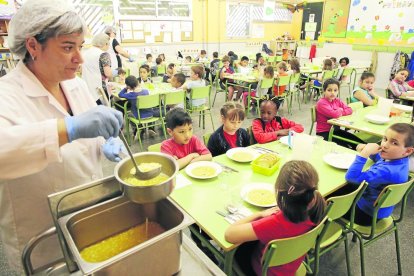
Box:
left=301, top=2, right=324, bottom=40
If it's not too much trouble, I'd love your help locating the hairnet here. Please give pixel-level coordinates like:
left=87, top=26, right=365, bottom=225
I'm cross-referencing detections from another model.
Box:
left=104, top=26, right=116, bottom=35
left=8, top=0, right=79, bottom=59
left=92, top=33, right=110, bottom=48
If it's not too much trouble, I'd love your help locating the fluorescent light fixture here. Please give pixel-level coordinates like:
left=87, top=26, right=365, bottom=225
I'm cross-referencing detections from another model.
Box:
left=129, top=1, right=154, bottom=4
left=142, top=7, right=156, bottom=10
left=120, top=7, right=136, bottom=10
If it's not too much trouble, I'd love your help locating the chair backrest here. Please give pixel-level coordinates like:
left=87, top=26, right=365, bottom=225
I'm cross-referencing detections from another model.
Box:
left=191, top=85, right=211, bottom=100
left=385, top=88, right=393, bottom=99
left=276, top=75, right=291, bottom=87
left=164, top=90, right=186, bottom=107
left=157, top=65, right=166, bottom=75
left=326, top=181, right=368, bottom=220
left=309, top=106, right=316, bottom=135
left=259, top=77, right=275, bottom=89
left=203, top=133, right=212, bottom=145
left=348, top=101, right=363, bottom=111
left=341, top=68, right=354, bottom=77
left=374, top=177, right=414, bottom=209
left=289, top=73, right=301, bottom=85
left=247, top=126, right=256, bottom=145
left=261, top=217, right=329, bottom=276
left=137, top=93, right=160, bottom=109
left=322, top=70, right=335, bottom=81
left=147, top=142, right=162, bottom=152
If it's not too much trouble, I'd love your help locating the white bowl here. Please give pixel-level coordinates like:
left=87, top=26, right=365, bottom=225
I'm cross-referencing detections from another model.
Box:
left=226, top=147, right=259, bottom=162
left=365, top=114, right=390, bottom=124
left=392, top=103, right=412, bottom=113
left=240, top=183, right=277, bottom=207
left=185, top=161, right=222, bottom=179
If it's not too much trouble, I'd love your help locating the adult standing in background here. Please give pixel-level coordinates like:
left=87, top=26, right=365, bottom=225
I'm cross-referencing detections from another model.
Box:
left=82, top=33, right=112, bottom=104
left=104, top=26, right=134, bottom=69
left=0, top=0, right=123, bottom=273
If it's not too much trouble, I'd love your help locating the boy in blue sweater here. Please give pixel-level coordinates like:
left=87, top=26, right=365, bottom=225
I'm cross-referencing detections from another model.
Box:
left=344, top=123, right=414, bottom=225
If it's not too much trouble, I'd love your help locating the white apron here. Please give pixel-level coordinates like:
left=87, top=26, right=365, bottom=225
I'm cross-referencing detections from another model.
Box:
left=81, top=46, right=105, bottom=101
left=107, top=38, right=119, bottom=69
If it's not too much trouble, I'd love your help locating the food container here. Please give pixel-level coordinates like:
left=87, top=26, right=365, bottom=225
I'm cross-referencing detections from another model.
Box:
left=58, top=196, right=193, bottom=275
left=114, top=152, right=179, bottom=203
left=251, top=153, right=281, bottom=176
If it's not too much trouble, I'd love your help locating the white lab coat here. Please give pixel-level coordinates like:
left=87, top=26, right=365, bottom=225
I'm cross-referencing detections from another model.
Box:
left=107, top=37, right=118, bottom=69
left=82, top=46, right=105, bottom=101
left=0, top=62, right=104, bottom=272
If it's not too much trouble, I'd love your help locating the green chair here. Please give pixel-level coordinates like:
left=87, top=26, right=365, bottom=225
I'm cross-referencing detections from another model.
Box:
left=161, top=90, right=186, bottom=135
left=311, top=70, right=336, bottom=101
left=246, top=126, right=256, bottom=145
left=248, top=77, right=275, bottom=116
left=127, top=94, right=166, bottom=150
left=287, top=73, right=302, bottom=112
left=203, top=132, right=212, bottom=145
left=212, top=70, right=226, bottom=107
left=348, top=100, right=363, bottom=110
left=308, top=181, right=368, bottom=276
left=339, top=68, right=357, bottom=98
left=343, top=177, right=414, bottom=276
left=274, top=75, right=292, bottom=114
left=157, top=64, right=166, bottom=76
left=147, top=142, right=162, bottom=152
left=309, top=106, right=316, bottom=135
left=187, top=85, right=214, bottom=130
left=261, top=217, right=329, bottom=276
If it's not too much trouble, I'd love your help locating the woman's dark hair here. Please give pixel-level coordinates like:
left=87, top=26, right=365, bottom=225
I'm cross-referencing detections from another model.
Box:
left=339, top=57, right=349, bottom=65
left=220, top=102, right=245, bottom=121
left=323, top=78, right=340, bottom=91
left=360, top=72, right=375, bottom=81
left=276, top=160, right=326, bottom=224
left=165, top=108, right=192, bottom=129
left=389, top=123, right=414, bottom=147
left=125, top=75, right=138, bottom=89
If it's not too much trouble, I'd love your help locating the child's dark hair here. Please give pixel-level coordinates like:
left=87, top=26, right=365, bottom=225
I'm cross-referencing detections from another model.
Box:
left=241, top=56, right=249, bottom=62
left=173, top=73, right=186, bottom=85
left=117, top=67, right=126, bottom=75
left=222, top=55, right=230, bottom=63
left=167, top=63, right=175, bottom=70
left=396, top=68, right=410, bottom=75
left=213, top=51, right=218, bottom=58
left=220, top=102, right=245, bottom=121
left=139, top=64, right=150, bottom=73
left=289, top=58, right=300, bottom=73
left=360, top=72, right=375, bottom=81
left=277, top=61, right=287, bottom=71
left=125, top=75, right=138, bottom=89
left=263, top=66, right=274, bottom=77
left=259, top=96, right=281, bottom=110
left=155, top=57, right=162, bottom=65
left=185, top=56, right=192, bottom=61
left=191, top=65, right=205, bottom=78
left=165, top=108, right=192, bottom=129
left=389, top=123, right=414, bottom=147
left=256, top=53, right=262, bottom=62
left=339, top=57, right=349, bottom=65
left=200, top=50, right=206, bottom=55
left=228, top=51, right=234, bottom=56
left=323, top=78, right=340, bottom=91
left=146, top=53, right=152, bottom=60
left=322, top=59, right=333, bottom=70
left=330, top=57, right=337, bottom=63
left=276, top=160, right=326, bottom=224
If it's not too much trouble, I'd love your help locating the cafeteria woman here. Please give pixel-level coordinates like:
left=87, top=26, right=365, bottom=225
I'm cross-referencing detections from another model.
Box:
left=0, top=0, right=124, bottom=272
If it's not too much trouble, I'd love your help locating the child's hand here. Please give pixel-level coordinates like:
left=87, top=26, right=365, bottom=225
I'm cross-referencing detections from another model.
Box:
left=359, top=143, right=381, bottom=158
left=260, top=207, right=279, bottom=218
left=356, top=144, right=366, bottom=153
left=276, top=129, right=290, bottom=136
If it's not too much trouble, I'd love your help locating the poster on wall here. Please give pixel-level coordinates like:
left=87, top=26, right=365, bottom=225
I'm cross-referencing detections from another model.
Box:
left=347, top=0, right=414, bottom=44
left=321, top=0, right=350, bottom=38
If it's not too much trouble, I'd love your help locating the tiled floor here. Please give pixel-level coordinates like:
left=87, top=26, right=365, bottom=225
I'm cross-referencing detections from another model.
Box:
left=2, top=86, right=414, bottom=275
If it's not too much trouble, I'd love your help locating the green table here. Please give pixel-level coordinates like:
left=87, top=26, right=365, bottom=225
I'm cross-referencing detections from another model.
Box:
left=327, top=106, right=411, bottom=138
left=170, top=139, right=354, bottom=275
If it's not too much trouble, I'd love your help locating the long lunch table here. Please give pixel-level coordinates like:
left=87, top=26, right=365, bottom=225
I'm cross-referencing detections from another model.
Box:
left=170, top=139, right=355, bottom=275
left=327, top=105, right=411, bottom=139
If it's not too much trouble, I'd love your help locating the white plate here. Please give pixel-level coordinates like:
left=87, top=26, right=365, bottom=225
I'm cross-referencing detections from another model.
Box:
left=323, top=153, right=356, bottom=170
left=240, top=183, right=277, bottom=207
left=392, top=103, right=412, bottom=113
left=185, top=161, right=222, bottom=179
left=226, top=148, right=259, bottom=163
left=365, top=114, right=390, bottom=124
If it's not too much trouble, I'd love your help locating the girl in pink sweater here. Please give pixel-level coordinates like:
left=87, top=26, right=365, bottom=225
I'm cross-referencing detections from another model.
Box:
left=316, top=78, right=364, bottom=149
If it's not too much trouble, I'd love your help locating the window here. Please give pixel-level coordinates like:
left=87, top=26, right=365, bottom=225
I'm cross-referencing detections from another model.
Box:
left=118, top=0, right=191, bottom=19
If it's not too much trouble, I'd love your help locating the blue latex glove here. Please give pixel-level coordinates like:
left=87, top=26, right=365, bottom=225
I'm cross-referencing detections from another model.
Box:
left=103, top=137, right=124, bottom=162
left=112, top=68, right=119, bottom=77
left=64, top=106, right=123, bottom=142
left=128, top=56, right=135, bottom=62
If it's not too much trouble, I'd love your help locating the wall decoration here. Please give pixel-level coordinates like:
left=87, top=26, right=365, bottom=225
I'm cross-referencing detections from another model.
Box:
left=321, top=0, right=351, bottom=38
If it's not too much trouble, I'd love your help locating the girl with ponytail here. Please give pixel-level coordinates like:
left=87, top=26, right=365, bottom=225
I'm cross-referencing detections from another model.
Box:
left=225, top=160, right=326, bottom=275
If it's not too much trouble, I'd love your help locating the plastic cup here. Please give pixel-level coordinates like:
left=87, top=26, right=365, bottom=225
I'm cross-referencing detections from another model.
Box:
left=292, top=134, right=314, bottom=161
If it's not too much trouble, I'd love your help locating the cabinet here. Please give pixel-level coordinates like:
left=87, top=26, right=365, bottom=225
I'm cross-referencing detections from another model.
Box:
left=0, top=18, right=14, bottom=73
left=269, top=40, right=297, bottom=61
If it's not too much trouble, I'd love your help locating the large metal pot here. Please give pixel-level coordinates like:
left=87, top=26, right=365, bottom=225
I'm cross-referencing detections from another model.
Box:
left=114, top=152, right=179, bottom=203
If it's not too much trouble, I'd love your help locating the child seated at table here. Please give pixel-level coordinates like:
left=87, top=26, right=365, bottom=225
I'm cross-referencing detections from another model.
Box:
left=388, top=68, right=414, bottom=101
left=207, top=102, right=250, bottom=157
left=144, top=53, right=157, bottom=76
left=171, top=73, right=186, bottom=89
left=161, top=108, right=212, bottom=169
left=138, top=65, right=153, bottom=85
left=312, top=59, right=333, bottom=89
left=242, top=66, right=274, bottom=107
left=235, top=56, right=251, bottom=75
left=339, top=123, right=414, bottom=226
left=316, top=78, right=364, bottom=149
left=163, top=63, right=176, bottom=83
left=210, top=51, right=220, bottom=82
left=220, top=56, right=242, bottom=101
left=185, top=56, right=192, bottom=63
left=273, top=61, right=289, bottom=97
left=195, top=50, right=208, bottom=62
left=181, top=65, right=207, bottom=107
left=252, top=97, right=304, bottom=144
left=225, top=160, right=326, bottom=276
left=351, top=72, right=379, bottom=106
left=116, top=68, right=126, bottom=84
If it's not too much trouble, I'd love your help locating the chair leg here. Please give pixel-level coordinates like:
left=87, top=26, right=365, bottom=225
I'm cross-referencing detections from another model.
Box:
left=212, top=90, right=218, bottom=107
left=344, top=236, right=351, bottom=276
left=355, top=233, right=366, bottom=276
left=394, top=226, right=402, bottom=275
left=209, top=112, right=215, bottom=130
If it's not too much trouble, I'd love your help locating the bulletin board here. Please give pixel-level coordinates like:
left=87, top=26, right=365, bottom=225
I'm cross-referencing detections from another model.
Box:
left=346, top=0, right=414, bottom=44
left=321, top=0, right=351, bottom=38
left=119, top=20, right=193, bottom=44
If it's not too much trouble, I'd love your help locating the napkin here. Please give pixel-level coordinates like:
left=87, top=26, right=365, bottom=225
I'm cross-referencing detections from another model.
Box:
left=175, top=174, right=192, bottom=190
left=223, top=207, right=253, bottom=224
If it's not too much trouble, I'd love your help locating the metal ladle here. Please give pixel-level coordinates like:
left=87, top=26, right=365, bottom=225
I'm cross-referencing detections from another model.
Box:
left=118, top=131, right=161, bottom=180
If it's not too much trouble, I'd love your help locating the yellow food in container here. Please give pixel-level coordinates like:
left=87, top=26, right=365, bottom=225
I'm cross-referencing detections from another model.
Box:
left=251, top=153, right=281, bottom=176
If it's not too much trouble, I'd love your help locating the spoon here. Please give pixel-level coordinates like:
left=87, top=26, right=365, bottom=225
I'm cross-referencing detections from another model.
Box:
left=118, top=131, right=161, bottom=180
